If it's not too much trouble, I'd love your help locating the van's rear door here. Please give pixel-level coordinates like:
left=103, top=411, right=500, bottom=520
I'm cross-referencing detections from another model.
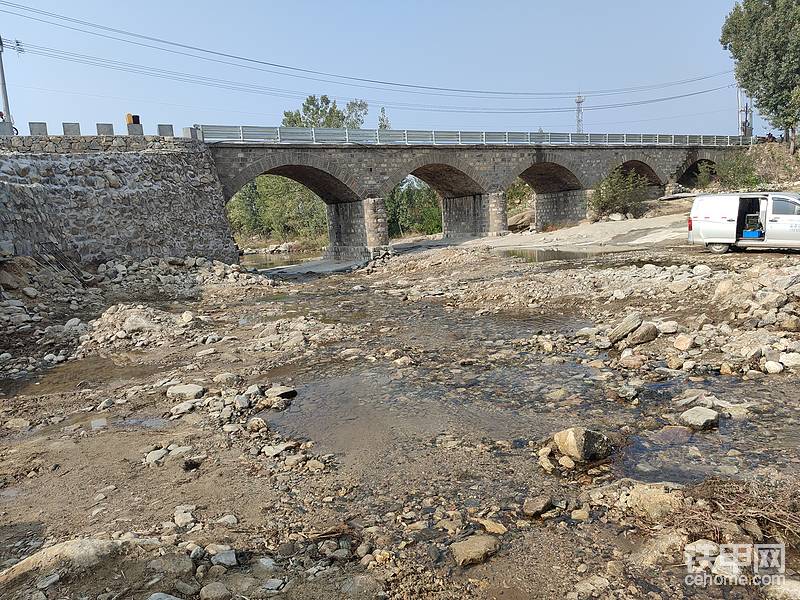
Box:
left=694, top=195, right=737, bottom=243
left=766, top=195, right=800, bottom=247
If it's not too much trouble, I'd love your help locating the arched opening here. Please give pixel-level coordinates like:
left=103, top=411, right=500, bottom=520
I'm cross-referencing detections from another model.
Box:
left=225, top=164, right=361, bottom=265
left=518, top=162, right=582, bottom=193
left=382, top=163, right=487, bottom=240
left=619, top=160, right=662, bottom=186
left=678, top=159, right=717, bottom=188
left=508, top=162, right=583, bottom=232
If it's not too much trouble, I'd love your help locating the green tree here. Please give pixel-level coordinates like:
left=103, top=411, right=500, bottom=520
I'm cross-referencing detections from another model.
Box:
left=282, top=95, right=368, bottom=128
left=378, top=107, right=391, bottom=130
left=506, top=178, right=533, bottom=216
left=589, top=168, right=650, bottom=217
left=721, top=0, right=800, bottom=152
left=385, top=177, right=442, bottom=237
left=226, top=181, right=261, bottom=234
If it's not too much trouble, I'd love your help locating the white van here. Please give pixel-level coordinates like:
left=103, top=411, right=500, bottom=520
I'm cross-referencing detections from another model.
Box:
left=688, top=192, right=800, bottom=253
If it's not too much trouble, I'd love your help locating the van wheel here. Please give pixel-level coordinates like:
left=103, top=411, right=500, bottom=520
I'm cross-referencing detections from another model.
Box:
left=707, top=243, right=730, bottom=254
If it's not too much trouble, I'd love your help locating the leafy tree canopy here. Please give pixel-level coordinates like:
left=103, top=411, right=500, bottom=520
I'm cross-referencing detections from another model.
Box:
left=282, top=95, right=369, bottom=128
left=721, top=0, right=800, bottom=149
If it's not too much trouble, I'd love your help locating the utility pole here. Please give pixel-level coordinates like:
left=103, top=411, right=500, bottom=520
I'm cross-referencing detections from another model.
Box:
left=736, top=87, right=752, bottom=137
left=0, top=37, right=13, bottom=126
left=575, top=94, right=584, bottom=134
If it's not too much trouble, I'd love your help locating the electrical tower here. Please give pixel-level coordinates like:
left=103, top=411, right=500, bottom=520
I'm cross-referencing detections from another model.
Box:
left=575, top=94, right=585, bottom=133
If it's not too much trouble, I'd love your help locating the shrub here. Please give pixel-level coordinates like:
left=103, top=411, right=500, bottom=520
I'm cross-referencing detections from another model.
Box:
left=589, top=168, right=650, bottom=217
left=716, top=151, right=762, bottom=189
left=695, top=161, right=717, bottom=188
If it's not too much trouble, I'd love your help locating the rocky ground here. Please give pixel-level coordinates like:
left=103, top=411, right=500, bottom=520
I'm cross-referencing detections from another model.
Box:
left=2, top=227, right=800, bottom=599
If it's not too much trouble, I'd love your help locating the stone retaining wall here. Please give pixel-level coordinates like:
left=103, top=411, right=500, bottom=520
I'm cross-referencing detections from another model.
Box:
left=0, top=136, right=238, bottom=263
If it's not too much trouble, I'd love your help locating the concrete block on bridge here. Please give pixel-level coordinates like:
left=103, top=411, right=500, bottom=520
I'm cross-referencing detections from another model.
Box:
left=96, top=123, right=114, bottom=136
left=29, top=122, right=48, bottom=136
left=127, top=123, right=144, bottom=136
left=62, top=122, right=81, bottom=136
left=157, top=124, right=174, bottom=137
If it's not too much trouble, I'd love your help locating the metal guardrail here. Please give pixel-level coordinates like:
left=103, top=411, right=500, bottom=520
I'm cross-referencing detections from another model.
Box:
left=195, top=125, right=754, bottom=147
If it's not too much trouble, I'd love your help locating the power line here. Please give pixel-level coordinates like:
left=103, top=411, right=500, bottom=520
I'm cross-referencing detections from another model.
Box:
left=0, top=1, right=733, bottom=100
left=12, top=40, right=734, bottom=115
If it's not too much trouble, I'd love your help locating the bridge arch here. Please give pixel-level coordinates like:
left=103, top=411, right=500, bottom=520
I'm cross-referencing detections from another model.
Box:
left=499, top=153, right=585, bottom=193
left=616, top=159, right=663, bottom=186
left=376, top=152, right=489, bottom=199
left=222, top=151, right=362, bottom=203
left=677, top=150, right=721, bottom=186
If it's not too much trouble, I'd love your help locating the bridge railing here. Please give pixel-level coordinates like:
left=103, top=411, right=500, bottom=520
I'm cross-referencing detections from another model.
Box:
left=195, top=125, right=754, bottom=147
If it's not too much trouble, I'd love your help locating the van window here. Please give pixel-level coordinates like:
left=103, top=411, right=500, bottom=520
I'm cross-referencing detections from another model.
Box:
left=772, top=198, right=800, bottom=216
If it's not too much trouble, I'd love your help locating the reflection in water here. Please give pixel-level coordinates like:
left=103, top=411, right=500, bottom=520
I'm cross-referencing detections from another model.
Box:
left=498, top=248, right=608, bottom=263
left=240, top=252, right=320, bottom=270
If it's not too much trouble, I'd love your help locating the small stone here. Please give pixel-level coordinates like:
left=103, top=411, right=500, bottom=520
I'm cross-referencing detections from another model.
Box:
left=22, top=286, right=39, bottom=299
left=679, top=406, right=720, bottom=430
left=199, top=583, right=231, bottom=600
left=146, top=449, right=169, bottom=464
left=450, top=534, right=500, bottom=566
left=765, top=361, right=784, bottom=374
left=166, top=384, right=205, bottom=400
left=213, top=372, right=239, bottom=385
left=36, top=573, right=60, bottom=589
left=216, top=514, right=238, bottom=526
left=522, top=495, right=553, bottom=517
left=657, top=321, right=679, bottom=334
left=552, top=427, right=612, bottom=461
left=5, top=418, right=30, bottom=429
left=674, top=334, right=694, bottom=351
left=211, top=550, right=237, bottom=567
left=570, top=508, right=590, bottom=521
left=558, top=455, right=575, bottom=469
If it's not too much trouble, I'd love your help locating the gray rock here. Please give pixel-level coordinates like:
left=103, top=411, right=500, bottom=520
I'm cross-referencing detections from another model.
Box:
left=627, top=322, right=659, bottom=346
left=199, top=583, right=231, bottom=600
left=145, top=449, right=168, bottom=464
left=147, top=595, right=185, bottom=600
left=166, top=384, right=205, bottom=400
left=609, top=313, right=643, bottom=343
left=522, top=495, right=553, bottom=517
left=210, top=550, right=237, bottom=567
left=679, top=406, right=719, bottom=430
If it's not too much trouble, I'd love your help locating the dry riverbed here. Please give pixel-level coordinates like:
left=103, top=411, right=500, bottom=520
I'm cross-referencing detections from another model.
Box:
left=2, top=238, right=800, bottom=599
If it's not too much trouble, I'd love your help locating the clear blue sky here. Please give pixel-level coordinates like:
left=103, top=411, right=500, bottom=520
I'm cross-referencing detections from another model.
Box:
left=0, top=0, right=771, bottom=135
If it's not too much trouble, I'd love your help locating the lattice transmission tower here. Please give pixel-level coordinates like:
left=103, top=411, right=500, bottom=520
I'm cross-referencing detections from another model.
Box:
left=575, top=94, right=585, bottom=133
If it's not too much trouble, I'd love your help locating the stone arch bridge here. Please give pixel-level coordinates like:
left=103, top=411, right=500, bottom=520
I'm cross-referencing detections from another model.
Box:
left=208, top=139, right=734, bottom=260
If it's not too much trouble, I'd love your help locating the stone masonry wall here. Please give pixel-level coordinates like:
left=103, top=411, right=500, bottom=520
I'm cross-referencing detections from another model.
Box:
left=442, top=195, right=486, bottom=238
left=0, top=136, right=238, bottom=264
left=532, top=190, right=591, bottom=229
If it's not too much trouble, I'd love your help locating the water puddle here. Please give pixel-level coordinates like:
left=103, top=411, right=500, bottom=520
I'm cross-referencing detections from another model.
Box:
left=498, top=248, right=613, bottom=263
left=240, top=252, right=320, bottom=270
left=617, top=376, right=800, bottom=484
left=1, top=356, right=163, bottom=397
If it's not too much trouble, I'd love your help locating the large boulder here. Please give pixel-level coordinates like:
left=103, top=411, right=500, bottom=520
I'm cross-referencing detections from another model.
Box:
left=507, top=209, right=534, bottom=232
left=553, top=427, right=612, bottom=461
left=627, top=322, right=659, bottom=346
left=609, top=313, right=643, bottom=343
